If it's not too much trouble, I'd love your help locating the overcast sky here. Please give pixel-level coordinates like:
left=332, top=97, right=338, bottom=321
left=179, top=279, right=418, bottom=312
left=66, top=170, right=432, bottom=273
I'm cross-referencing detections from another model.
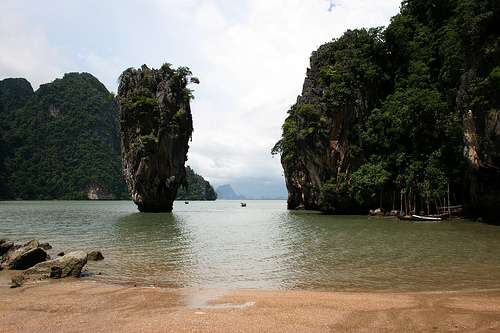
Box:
left=1, top=0, right=402, bottom=199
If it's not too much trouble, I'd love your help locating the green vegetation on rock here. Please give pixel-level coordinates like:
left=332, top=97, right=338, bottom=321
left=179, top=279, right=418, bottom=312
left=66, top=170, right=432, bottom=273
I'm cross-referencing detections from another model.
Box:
left=117, top=64, right=200, bottom=212
left=274, top=0, right=500, bottom=216
left=0, top=73, right=128, bottom=200
left=175, top=166, right=217, bottom=201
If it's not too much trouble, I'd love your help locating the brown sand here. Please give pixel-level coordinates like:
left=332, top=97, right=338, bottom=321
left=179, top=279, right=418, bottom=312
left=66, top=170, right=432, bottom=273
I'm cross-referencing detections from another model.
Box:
left=1, top=271, right=500, bottom=332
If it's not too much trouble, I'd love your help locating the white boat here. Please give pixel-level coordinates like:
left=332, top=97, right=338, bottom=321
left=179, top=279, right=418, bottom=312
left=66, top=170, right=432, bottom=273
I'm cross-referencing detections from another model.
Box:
left=411, top=214, right=442, bottom=221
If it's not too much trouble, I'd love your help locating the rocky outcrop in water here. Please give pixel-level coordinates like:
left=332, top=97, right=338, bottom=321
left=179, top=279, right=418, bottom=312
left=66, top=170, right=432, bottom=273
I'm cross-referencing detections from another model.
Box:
left=0, top=74, right=128, bottom=200
left=117, top=64, right=198, bottom=212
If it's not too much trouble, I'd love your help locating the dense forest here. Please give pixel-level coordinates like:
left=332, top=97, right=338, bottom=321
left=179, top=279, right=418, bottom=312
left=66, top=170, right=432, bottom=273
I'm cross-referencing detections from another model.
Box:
left=0, top=74, right=216, bottom=201
left=0, top=74, right=128, bottom=200
left=273, top=0, right=500, bottom=218
left=176, top=166, right=217, bottom=201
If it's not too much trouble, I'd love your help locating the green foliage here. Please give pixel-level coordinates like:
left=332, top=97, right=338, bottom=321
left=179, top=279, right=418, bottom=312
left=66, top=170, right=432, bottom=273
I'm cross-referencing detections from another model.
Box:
left=119, top=88, right=159, bottom=143
left=171, top=66, right=199, bottom=102
left=274, top=0, right=499, bottom=212
left=471, top=66, right=500, bottom=108
left=120, top=88, right=158, bottom=120
left=322, top=172, right=348, bottom=198
left=349, top=158, right=391, bottom=205
left=0, top=78, right=35, bottom=198
left=271, top=109, right=298, bottom=164
left=297, top=104, right=328, bottom=138
left=317, top=28, right=391, bottom=110
left=175, top=166, right=217, bottom=200
left=1, top=73, right=128, bottom=200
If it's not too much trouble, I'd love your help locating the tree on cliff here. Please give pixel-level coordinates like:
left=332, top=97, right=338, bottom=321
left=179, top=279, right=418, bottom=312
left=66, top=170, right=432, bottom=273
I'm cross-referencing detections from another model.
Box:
left=273, top=0, right=500, bottom=216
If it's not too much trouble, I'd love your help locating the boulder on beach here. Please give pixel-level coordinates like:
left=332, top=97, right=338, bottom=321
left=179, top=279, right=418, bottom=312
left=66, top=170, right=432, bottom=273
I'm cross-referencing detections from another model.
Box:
left=1, top=240, right=48, bottom=270
left=87, top=251, right=104, bottom=261
left=10, top=274, right=25, bottom=288
left=23, top=251, right=88, bottom=279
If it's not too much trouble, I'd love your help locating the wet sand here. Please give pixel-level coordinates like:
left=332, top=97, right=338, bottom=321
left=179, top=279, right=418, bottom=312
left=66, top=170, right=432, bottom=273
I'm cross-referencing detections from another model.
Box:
left=1, top=271, right=500, bottom=332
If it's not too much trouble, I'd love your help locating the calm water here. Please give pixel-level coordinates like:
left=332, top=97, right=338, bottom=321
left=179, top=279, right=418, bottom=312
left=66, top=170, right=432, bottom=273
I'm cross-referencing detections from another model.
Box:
left=1, top=200, right=500, bottom=292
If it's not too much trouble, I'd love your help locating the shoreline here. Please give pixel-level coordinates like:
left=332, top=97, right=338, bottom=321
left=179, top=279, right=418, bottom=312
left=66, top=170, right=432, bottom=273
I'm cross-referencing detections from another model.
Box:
left=1, top=271, right=500, bottom=332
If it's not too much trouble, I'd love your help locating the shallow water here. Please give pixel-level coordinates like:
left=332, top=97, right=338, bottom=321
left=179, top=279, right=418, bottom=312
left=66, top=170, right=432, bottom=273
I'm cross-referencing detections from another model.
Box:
left=1, top=200, right=499, bottom=292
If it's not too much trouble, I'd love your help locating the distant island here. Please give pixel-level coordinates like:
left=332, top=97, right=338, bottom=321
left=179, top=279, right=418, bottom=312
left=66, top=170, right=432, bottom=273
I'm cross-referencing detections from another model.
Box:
left=216, top=184, right=246, bottom=200
left=176, top=166, right=217, bottom=201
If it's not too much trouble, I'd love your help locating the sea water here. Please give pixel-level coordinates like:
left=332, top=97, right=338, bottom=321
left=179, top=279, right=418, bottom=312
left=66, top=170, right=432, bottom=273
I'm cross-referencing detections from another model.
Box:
left=1, top=200, right=499, bottom=292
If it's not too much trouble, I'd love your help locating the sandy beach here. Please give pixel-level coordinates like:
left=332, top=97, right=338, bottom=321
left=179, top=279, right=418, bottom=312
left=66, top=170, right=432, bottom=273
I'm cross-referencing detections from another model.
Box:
left=1, top=271, right=500, bottom=332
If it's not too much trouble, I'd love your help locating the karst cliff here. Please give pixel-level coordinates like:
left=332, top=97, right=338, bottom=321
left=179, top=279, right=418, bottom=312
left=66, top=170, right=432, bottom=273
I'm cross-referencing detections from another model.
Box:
left=274, top=0, right=500, bottom=219
left=273, top=29, right=391, bottom=213
left=117, top=64, right=198, bottom=212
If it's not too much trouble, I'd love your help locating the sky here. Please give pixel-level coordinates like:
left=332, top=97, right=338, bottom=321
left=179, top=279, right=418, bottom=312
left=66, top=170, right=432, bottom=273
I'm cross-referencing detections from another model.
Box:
left=0, top=0, right=402, bottom=199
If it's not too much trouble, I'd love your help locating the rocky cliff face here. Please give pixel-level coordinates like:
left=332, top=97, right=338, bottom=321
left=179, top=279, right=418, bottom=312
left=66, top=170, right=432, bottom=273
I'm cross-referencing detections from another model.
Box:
left=462, top=89, right=500, bottom=218
left=275, top=30, right=390, bottom=213
left=117, top=64, right=197, bottom=212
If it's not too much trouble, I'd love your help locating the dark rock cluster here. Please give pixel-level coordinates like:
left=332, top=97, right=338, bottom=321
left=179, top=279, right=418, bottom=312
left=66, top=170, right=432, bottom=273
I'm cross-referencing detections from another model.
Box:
left=1, top=239, right=104, bottom=288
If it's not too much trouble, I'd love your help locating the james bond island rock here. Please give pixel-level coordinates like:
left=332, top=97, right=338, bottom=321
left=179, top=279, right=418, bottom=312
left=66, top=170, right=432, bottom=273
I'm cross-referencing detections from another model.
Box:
left=117, top=64, right=199, bottom=212
left=273, top=1, right=500, bottom=218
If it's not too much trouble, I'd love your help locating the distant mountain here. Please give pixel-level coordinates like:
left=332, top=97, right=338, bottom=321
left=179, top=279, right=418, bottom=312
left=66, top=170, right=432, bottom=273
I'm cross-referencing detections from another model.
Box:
left=216, top=184, right=246, bottom=200
left=176, top=166, right=217, bottom=201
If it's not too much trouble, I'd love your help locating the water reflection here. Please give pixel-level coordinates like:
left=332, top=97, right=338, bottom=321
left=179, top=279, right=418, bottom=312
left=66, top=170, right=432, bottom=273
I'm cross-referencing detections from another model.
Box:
left=98, top=212, right=198, bottom=288
left=274, top=212, right=500, bottom=291
left=2, top=200, right=500, bottom=292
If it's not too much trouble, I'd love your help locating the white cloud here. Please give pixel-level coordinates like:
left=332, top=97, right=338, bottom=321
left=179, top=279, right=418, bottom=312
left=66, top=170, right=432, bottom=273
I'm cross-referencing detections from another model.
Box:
left=0, top=2, right=73, bottom=89
left=195, top=2, right=227, bottom=31
left=78, top=52, right=128, bottom=93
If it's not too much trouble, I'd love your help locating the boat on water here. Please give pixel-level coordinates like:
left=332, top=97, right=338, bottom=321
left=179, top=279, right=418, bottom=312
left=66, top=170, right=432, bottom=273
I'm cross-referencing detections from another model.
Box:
left=241, top=202, right=247, bottom=207
left=411, top=214, right=442, bottom=222
left=397, top=213, right=449, bottom=221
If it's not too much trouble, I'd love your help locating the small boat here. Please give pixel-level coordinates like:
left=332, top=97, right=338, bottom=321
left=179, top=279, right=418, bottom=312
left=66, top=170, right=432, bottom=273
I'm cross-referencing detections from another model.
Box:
left=241, top=202, right=247, bottom=207
left=185, top=201, right=189, bottom=204
left=411, top=214, right=442, bottom=222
